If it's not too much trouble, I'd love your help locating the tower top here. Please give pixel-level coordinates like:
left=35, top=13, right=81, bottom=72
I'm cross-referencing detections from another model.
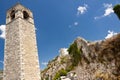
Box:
left=6, top=3, right=34, bottom=24
left=7, top=3, right=32, bottom=13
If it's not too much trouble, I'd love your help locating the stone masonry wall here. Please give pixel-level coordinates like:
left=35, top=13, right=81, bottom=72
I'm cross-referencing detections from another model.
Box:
left=4, top=4, right=40, bottom=80
left=19, top=18, right=40, bottom=80
left=4, top=19, right=21, bottom=80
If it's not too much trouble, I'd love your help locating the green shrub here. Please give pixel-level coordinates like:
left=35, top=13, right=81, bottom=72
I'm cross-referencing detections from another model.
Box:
left=113, top=4, right=120, bottom=19
left=53, top=69, right=67, bottom=80
left=60, top=57, right=66, bottom=64
left=68, top=42, right=81, bottom=66
left=45, top=77, right=49, bottom=80
left=66, top=65, right=74, bottom=72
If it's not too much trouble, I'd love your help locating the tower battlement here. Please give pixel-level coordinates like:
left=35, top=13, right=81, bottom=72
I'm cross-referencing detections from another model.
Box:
left=6, top=3, right=34, bottom=24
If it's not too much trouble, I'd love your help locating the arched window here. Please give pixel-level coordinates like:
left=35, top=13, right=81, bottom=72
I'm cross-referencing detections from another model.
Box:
left=23, top=11, right=29, bottom=19
left=10, top=10, right=15, bottom=20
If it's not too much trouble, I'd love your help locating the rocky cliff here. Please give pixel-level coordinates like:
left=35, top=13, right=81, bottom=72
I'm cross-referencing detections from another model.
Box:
left=0, top=70, right=3, bottom=80
left=41, top=48, right=76, bottom=80
left=41, top=34, right=120, bottom=80
left=74, top=34, right=120, bottom=80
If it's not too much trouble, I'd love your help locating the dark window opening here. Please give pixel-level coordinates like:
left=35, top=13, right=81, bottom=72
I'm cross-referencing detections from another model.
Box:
left=10, top=10, right=15, bottom=20
left=23, top=11, right=29, bottom=19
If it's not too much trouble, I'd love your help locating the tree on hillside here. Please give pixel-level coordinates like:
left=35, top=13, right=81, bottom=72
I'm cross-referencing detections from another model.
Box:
left=113, top=4, right=120, bottom=19
left=68, top=42, right=81, bottom=66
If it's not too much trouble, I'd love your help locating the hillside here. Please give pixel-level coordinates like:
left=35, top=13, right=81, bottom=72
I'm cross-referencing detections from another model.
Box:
left=41, top=34, right=120, bottom=80
left=0, top=70, right=3, bottom=80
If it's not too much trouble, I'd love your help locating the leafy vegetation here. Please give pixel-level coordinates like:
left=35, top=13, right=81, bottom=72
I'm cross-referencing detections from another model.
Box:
left=68, top=42, right=82, bottom=67
left=113, top=4, right=120, bottom=19
left=53, top=69, right=67, bottom=80
left=45, top=77, right=49, bottom=80
left=0, top=70, right=3, bottom=74
left=66, top=65, right=74, bottom=72
left=0, top=70, right=3, bottom=80
left=41, top=66, right=50, bottom=74
left=60, top=57, right=67, bottom=64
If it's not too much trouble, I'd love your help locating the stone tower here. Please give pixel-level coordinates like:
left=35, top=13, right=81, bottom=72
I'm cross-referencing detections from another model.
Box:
left=4, top=3, right=41, bottom=80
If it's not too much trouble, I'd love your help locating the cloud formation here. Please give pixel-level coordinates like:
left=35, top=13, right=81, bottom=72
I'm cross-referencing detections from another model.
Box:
left=105, top=30, right=118, bottom=39
left=69, top=21, right=79, bottom=28
left=103, top=3, right=114, bottom=16
left=94, top=3, right=114, bottom=19
left=59, top=48, right=68, bottom=57
left=41, top=62, right=48, bottom=66
left=74, top=22, right=79, bottom=26
left=0, top=25, right=5, bottom=39
left=0, top=61, right=3, bottom=64
left=77, top=4, right=88, bottom=15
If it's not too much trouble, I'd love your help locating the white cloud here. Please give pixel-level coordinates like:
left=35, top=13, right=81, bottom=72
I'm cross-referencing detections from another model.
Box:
left=103, top=3, right=114, bottom=17
left=0, top=61, right=3, bottom=64
left=74, top=22, right=79, bottom=26
left=41, top=62, right=48, bottom=66
left=77, top=4, right=88, bottom=15
left=69, top=22, right=79, bottom=28
left=59, top=48, right=68, bottom=57
left=0, top=25, right=5, bottom=39
left=35, top=27, right=37, bottom=31
left=94, top=3, right=114, bottom=20
left=105, top=30, right=118, bottom=39
left=104, top=3, right=112, bottom=8
left=94, top=16, right=101, bottom=20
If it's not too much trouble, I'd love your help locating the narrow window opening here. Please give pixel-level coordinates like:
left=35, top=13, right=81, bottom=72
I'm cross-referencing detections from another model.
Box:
left=23, top=11, right=29, bottom=19
left=10, top=10, right=15, bottom=20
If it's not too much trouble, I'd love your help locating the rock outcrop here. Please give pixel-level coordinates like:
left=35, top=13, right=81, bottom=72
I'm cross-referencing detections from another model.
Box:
left=74, top=34, right=120, bottom=80
left=41, top=34, right=120, bottom=80
left=0, top=70, right=3, bottom=80
left=41, top=48, right=76, bottom=80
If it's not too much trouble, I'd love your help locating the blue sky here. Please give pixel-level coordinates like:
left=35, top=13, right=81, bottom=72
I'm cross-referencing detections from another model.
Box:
left=0, top=0, right=120, bottom=70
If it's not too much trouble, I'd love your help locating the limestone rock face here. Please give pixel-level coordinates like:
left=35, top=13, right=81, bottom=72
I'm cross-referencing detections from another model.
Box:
left=75, top=34, right=120, bottom=80
left=41, top=34, right=120, bottom=80
left=0, top=70, right=3, bottom=80
left=41, top=49, right=70, bottom=80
